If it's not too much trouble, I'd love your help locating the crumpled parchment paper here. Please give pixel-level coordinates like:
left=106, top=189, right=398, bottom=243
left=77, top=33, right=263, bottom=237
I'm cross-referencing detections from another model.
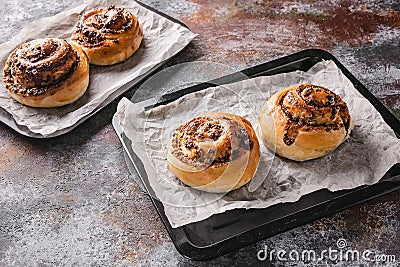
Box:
left=117, top=60, right=400, bottom=228
left=0, top=0, right=197, bottom=136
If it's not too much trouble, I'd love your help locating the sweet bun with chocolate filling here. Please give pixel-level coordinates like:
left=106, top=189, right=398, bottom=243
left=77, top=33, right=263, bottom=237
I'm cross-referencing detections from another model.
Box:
left=258, top=84, right=352, bottom=161
left=3, top=38, right=89, bottom=108
left=70, top=5, right=144, bottom=65
left=167, top=112, right=260, bottom=193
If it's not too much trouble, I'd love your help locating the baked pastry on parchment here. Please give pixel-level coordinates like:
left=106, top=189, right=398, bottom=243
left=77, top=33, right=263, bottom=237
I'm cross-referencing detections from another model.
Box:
left=167, top=112, right=260, bottom=193
left=258, top=84, right=352, bottom=161
left=71, top=5, right=144, bottom=66
left=3, top=38, right=89, bottom=108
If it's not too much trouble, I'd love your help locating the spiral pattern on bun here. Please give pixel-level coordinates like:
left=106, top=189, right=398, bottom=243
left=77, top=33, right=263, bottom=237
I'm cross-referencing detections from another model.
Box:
left=3, top=38, right=89, bottom=107
left=71, top=5, right=143, bottom=65
left=167, top=112, right=260, bottom=193
left=258, top=84, right=352, bottom=161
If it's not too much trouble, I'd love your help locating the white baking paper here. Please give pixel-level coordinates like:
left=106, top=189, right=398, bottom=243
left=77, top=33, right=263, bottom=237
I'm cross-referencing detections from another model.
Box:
left=117, top=60, right=400, bottom=228
left=0, top=0, right=197, bottom=136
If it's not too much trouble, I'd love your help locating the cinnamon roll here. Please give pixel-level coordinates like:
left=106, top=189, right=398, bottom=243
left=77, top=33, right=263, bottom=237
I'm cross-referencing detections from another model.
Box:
left=3, top=38, right=89, bottom=108
left=258, top=84, right=352, bottom=161
left=167, top=112, right=260, bottom=193
left=70, top=5, right=144, bottom=65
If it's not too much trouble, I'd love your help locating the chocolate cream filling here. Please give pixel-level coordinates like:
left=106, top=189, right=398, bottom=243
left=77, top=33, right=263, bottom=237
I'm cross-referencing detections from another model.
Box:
left=171, top=116, right=254, bottom=168
left=72, top=5, right=134, bottom=47
left=278, top=84, right=351, bottom=146
left=3, top=38, right=79, bottom=96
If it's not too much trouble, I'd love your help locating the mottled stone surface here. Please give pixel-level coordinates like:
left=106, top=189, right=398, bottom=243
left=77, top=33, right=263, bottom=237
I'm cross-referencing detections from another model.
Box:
left=0, top=0, right=399, bottom=266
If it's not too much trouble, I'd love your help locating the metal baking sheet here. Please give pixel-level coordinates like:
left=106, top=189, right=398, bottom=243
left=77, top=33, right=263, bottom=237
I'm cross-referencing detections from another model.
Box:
left=112, top=49, right=400, bottom=261
left=0, top=0, right=190, bottom=138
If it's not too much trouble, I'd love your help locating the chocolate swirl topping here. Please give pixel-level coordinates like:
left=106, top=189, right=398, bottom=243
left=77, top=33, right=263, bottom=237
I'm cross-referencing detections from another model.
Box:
left=171, top=115, right=254, bottom=168
left=3, top=38, right=79, bottom=96
left=278, top=84, right=351, bottom=146
left=72, top=6, right=135, bottom=47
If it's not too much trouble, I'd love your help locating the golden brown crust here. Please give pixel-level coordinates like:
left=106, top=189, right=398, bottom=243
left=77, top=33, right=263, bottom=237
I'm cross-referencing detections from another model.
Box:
left=70, top=5, right=144, bottom=65
left=3, top=38, right=89, bottom=108
left=167, top=112, right=260, bottom=193
left=258, top=84, right=352, bottom=161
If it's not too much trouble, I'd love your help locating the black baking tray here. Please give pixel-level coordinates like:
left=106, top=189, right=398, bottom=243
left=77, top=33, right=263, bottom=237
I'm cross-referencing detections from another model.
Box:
left=112, top=49, right=400, bottom=261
